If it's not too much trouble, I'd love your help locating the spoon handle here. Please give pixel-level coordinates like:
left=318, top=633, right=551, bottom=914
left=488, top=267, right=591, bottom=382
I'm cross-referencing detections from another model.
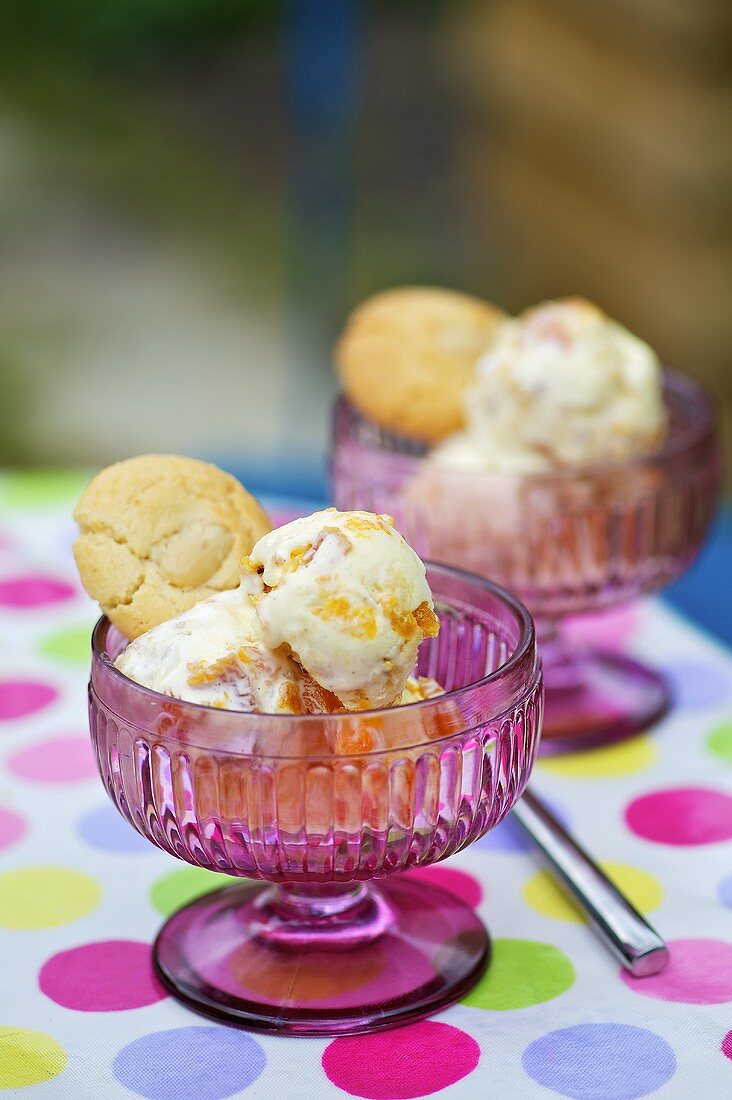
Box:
left=511, top=788, right=669, bottom=977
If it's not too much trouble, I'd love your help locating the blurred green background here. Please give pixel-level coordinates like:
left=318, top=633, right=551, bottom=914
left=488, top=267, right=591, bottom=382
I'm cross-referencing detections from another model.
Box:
left=1, top=0, right=729, bottom=497
left=1, top=0, right=730, bottom=644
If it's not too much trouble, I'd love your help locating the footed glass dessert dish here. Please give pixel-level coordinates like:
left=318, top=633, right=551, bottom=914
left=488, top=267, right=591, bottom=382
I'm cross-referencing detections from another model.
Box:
left=88, top=564, right=542, bottom=1035
left=332, top=371, right=721, bottom=751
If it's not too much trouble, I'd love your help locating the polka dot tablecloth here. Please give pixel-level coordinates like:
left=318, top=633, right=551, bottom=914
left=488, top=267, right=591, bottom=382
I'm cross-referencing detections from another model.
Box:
left=1, top=471, right=732, bottom=1099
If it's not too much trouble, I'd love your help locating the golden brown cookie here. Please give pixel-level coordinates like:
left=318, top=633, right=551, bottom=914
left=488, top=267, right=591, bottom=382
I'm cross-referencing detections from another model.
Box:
left=73, top=454, right=271, bottom=639
left=334, top=286, right=507, bottom=442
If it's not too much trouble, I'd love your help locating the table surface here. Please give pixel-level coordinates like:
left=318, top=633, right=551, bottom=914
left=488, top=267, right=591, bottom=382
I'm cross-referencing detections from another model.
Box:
left=1, top=471, right=732, bottom=1100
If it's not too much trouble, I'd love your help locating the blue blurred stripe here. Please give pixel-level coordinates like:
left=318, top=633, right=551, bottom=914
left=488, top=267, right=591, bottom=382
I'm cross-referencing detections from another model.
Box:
left=663, top=505, right=732, bottom=646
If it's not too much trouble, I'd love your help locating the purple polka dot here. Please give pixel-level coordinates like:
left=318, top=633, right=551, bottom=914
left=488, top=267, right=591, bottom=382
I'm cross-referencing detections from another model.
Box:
left=663, top=659, right=731, bottom=709
left=719, top=874, right=732, bottom=910
left=0, top=679, right=57, bottom=720
left=40, top=940, right=166, bottom=1011
left=8, top=736, right=98, bottom=783
left=475, top=796, right=570, bottom=853
left=77, top=804, right=149, bottom=854
left=0, top=574, right=75, bottom=608
left=522, top=1023, right=676, bottom=1099
left=0, top=807, right=27, bottom=851
left=621, top=939, right=732, bottom=1005
left=475, top=815, right=531, bottom=853
left=55, top=518, right=78, bottom=556
left=113, top=1026, right=266, bottom=1100
left=625, top=787, right=732, bottom=845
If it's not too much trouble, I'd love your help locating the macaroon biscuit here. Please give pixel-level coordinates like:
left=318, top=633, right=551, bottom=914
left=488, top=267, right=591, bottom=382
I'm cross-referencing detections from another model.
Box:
left=335, top=286, right=506, bottom=442
left=74, top=454, right=271, bottom=639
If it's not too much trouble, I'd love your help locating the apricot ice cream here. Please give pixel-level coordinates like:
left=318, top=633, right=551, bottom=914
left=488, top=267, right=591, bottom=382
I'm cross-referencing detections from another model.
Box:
left=116, top=508, right=440, bottom=716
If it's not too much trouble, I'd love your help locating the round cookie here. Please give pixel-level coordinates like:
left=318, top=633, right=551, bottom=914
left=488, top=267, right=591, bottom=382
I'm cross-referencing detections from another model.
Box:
left=73, top=454, right=271, bottom=639
left=334, top=286, right=507, bottom=442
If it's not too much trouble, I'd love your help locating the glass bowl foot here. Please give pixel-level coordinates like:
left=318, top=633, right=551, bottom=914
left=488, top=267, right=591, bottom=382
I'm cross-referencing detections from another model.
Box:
left=153, top=877, right=489, bottom=1036
left=541, top=647, right=669, bottom=754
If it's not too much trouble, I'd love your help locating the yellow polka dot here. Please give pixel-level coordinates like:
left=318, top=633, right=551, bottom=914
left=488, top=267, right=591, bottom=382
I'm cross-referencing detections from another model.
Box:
left=0, top=866, right=101, bottom=929
left=523, top=862, right=663, bottom=923
left=538, top=735, right=658, bottom=778
left=0, top=1027, right=67, bottom=1088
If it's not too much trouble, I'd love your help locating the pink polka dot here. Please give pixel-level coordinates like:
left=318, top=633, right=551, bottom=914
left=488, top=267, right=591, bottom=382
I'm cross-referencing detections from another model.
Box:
left=0, top=679, right=57, bottom=720
left=8, top=736, right=97, bottom=783
left=268, top=505, right=309, bottom=527
left=39, top=940, right=166, bottom=1011
left=565, top=605, right=640, bottom=653
left=621, top=939, right=732, bottom=1005
left=625, top=787, right=732, bottom=845
left=722, top=1030, right=732, bottom=1061
left=323, top=1021, right=480, bottom=1099
left=402, top=865, right=483, bottom=908
left=0, top=808, right=27, bottom=851
left=0, top=574, right=75, bottom=608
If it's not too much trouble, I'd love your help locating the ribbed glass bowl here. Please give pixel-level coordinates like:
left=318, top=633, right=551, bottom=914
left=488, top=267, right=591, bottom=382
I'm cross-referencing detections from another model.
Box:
left=89, top=563, right=542, bottom=1035
left=332, top=370, right=721, bottom=751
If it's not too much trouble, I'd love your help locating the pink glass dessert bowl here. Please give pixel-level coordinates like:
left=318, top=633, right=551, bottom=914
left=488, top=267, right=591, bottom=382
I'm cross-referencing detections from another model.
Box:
left=332, top=370, right=721, bottom=752
left=89, top=562, right=542, bottom=1035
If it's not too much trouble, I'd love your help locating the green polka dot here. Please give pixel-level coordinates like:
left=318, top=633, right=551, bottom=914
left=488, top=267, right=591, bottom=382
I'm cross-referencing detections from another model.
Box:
left=39, top=624, right=94, bottom=665
left=0, top=469, right=89, bottom=509
left=462, top=938, right=574, bottom=1010
left=151, top=866, right=239, bottom=917
left=707, top=720, right=732, bottom=765
left=42, top=623, right=94, bottom=663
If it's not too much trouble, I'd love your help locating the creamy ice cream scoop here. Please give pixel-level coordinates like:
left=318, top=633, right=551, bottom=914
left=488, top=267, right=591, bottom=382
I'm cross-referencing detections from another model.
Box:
left=432, top=298, right=666, bottom=473
left=242, top=508, right=439, bottom=710
left=115, top=508, right=440, bottom=717
left=114, top=587, right=338, bottom=715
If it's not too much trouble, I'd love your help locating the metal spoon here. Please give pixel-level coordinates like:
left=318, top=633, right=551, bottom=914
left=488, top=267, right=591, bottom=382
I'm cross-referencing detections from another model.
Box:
left=511, top=788, right=669, bottom=977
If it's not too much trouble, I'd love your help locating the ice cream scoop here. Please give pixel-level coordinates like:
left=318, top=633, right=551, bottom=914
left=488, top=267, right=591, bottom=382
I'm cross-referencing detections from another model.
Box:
left=115, top=508, right=440, bottom=718
left=432, top=297, right=666, bottom=473
left=242, top=508, right=439, bottom=710
left=114, top=587, right=338, bottom=715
